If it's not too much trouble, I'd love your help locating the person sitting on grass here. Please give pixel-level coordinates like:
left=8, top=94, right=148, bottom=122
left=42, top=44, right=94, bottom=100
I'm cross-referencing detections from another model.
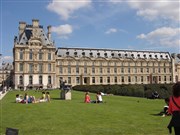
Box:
left=39, top=92, right=46, bottom=102
left=46, top=92, right=51, bottom=102
left=15, top=94, right=23, bottom=103
left=96, top=92, right=103, bottom=103
left=84, top=91, right=91, bottom=103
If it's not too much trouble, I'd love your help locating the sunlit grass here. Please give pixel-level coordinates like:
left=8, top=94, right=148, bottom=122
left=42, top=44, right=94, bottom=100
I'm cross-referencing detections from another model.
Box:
left=0, top=90, right=171, bottom=135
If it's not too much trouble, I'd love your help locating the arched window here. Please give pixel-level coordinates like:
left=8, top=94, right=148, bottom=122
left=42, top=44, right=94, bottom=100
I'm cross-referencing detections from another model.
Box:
left=19, top=76, right=23, bottom=85
left=29, top=75, right=33, bottom=84
left=39, top=75, right=43, bottom=84
left=48, top=76, right=51, bottom=84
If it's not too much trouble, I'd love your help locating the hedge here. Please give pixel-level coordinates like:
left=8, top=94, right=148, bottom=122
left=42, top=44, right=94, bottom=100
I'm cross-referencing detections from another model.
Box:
left=72, top=84, right=174, bottom=99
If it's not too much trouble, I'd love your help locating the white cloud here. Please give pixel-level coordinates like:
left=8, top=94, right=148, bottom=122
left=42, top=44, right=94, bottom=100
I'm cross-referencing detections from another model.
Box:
left=2, top=56, right=13, bottom=62
left=52, top=24, right=73, bottom=39
left=47, top=0, right=91, bottom=20
left=105, top=28, right=118, bottom=34
left=127, top=0, right=179, bottom=21
left=137, top=27, right=180, bottom=47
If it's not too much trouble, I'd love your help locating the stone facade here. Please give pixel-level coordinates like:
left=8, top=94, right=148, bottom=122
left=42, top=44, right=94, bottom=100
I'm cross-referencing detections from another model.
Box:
left=13, top=19, right=180, bottom=89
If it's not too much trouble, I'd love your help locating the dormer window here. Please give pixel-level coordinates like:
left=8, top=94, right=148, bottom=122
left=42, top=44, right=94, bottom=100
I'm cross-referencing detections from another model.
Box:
left=160, top=55, right=163, bottom=58
left=125, top=53, right=128, bottom=57
left=149, top=54, right=152, bottom=58
left=143, top=54, right=146, bottom=58
left=82, top=52, right=85, bottom=56
left=74, top=52, right=77, bottom=56
left=104, top=53, right=107, bottom=57
left=155, top=55, right=157, bottom=58
left=66, top=52, right=69, bottom=55
left=137, top=54, right=140, bottom=57
left=111, top=53, right=114, bottom=57
left=90, top=52, right=93, bottom=57
left=131, top=54, right=134, bottom=57
left=97, top=52, right=100, bottom=56
left=118, top=53, right=121, bottom=57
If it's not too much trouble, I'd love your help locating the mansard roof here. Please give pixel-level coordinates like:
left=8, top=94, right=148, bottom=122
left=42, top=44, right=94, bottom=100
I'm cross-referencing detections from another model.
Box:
left=56, top=47, right=171, bottom=61
left=15, top=21, right=53, bottom=47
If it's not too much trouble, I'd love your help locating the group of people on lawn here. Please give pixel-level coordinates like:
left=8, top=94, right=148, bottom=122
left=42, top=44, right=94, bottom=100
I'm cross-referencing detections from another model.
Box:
left=15, top=91, right=51, bottom=104
left=84, top=91, right=105, bottom=103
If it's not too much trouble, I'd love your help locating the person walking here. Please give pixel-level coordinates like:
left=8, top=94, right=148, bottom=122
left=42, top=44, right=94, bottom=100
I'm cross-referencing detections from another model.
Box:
left=168, top=82, right=180, bottom=135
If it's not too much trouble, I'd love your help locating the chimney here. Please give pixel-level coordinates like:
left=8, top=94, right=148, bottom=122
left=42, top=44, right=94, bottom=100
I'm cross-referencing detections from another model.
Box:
left=32, top=19, right=39, bottom=28
left=47, top=25, right=51, bottom=40
left=19, top=21, right=26, bottom=36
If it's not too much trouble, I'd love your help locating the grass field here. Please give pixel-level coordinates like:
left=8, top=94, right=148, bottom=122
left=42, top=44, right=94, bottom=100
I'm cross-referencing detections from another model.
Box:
left=0, top=90, right=172, bottom=135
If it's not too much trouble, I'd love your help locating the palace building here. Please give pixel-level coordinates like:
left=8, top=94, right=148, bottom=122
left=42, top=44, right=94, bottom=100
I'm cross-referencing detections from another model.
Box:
left=13, top=19, right=180, bottom=90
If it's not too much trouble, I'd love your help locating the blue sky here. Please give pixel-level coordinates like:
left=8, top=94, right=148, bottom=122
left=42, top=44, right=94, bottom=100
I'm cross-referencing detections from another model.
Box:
left=0, top=0, right=180, bottom=62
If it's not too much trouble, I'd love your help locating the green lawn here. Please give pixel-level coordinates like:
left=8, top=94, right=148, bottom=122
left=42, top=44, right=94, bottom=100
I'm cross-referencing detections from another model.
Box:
left=0, top=90, right=171, bottom=135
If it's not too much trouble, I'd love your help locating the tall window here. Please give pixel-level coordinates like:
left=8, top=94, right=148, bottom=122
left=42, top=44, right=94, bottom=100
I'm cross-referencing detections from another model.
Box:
left=76, top=62, right=79, bottom=74
left=19, top=76, right=23, bottom=85
left=164, top=76, right=167, bottom=82
left=39, top=50, right=43, bottom=60
left=19, top=63, right=23, bottom=71
left=29, top=75, right=33, bottom=84
left=121, top=76, right=124, bottom=83
left=84, top=62, right=87, bottom=74
left=92, top=67, right=95, bottom=74
left=128, top=68, right=131, bottom=73
left=39, top=64, right=43, bottom=73
left=107, top=77, right=110, bottom=83
left=29, top=49, right=33, bottom=60
left=39, top=75, right=43, bottom=84
left=107, top=67, right=110, bottom=73
left=121, top=68, right=124, bottom=73
left=92, top=77, right=95, bottom=83
left=141, top=76, right=143, bottom=82
left=164, top=68, right=166, bottom=73
left=76, top=77, right=80, bottom=84
left=159, top=76, right=161, bottom=82
left=48, top=76, right=51, bottom=84
left=48, top=53, right=51, bottom=60
left=48, top=64, right=51, bottom=72
left=68, top=77, right=71, bottom=84
left=29, top=64, right=33, bottom=73
left=147, top=68, right=149, bottom=73
left=141, top=68, right=143, bottom=73
left=135, top=68, right=137, bottom=73
left=114, top=77, right=117, bottom=83
left=19, top=51, right=23, bottom=60
left=135, top=76, right=137, bottom=82
left=100, top=77, right=103, bottom=83
left=100, top=67, right=103, bottom=74
left=128, top=76, right=131, bottom=83
left=68, top=62, right=71, bottom=74
left=60, top=66, right=63, bottom=74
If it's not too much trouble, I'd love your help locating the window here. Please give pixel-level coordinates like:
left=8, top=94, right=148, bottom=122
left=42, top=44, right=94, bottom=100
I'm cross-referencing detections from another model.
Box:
left=159, top=76, right=161, bottom=82
left=121, top=68, right=124, bottom=73
left=68, top=65, right=71, bottom=74
left=121, top=76, right=124, bottom=83
left=39, top=64, right=43, bottom=73
left=48, top=76, right=51, bottom=84
left=100, top=67, right=103, bottom=74
left=29, top=64, right=33, bottom=73
left=39, top=76, right=43, bottom=84
left=76, top=66, right=79, bottom=74
left=135, top=76, right=137, bottom=82
left=107, top=77, right=110, bottom=83
left=135, top=68, right=137, bottom=73
left=128, top=68, right=130, bottom=73
left=164, top=76, right=166, bottom=82
left=60, top=66, right=63, bottom=74
left=114, top=68, right=117, bottom=73
left=158, top=68, right=161, bottom=73
left=39, top=51, right=43, bottom=60
left=100, top=77, right=103, bottom=83
left=164, top=68, right=166, bottom=73
left=170, top=76, right=172, bottom=81
left=68, top=77, right=71, bottom=84
left=29, top=50, right=33, bottom=60
left=92, top=77, right=95, bottom=83
left=19, top=63, right=23, bottom=71
left=92, top=67, right=95, bottom=74
left=48, top=64, right=51, bottom=72
left=147, top=76, right=150, bottom=82
left=19, top=51, right=23, bottom=60
left=29, top=75, right=33, bottom=84
left=141, top=68, right=143, bottom=73
left=19, top=76, right=23, bottom=85
left=107, top=67, right=110, bottom=73
left=147, top=68, right=149, bottom=73
left=76, top=77, right=80, bottom=84
left=114, top=77, right=117, bottom=83
left=141, top=76, right=143, bottom=82
left=128, top=76, right=131, bottom=83
left=48, top=53, right=51, bottom=60
left=84, top=67, right=87, bottom=74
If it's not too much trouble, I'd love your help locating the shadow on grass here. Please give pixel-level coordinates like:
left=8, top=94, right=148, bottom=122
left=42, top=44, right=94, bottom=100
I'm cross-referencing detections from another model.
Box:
left=51, top=98, right=63, bottom=100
